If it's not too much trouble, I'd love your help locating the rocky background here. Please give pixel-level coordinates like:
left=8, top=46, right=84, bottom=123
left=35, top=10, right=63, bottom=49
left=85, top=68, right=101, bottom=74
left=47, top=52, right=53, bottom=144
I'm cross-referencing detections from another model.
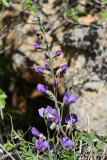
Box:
left=0, top=0, right=107, bottom=136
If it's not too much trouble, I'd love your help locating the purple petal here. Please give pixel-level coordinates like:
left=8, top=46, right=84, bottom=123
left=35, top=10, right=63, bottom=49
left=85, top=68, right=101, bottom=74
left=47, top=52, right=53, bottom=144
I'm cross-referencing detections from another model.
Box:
left=53, top=79, right=58, bottom=86
left=56, top=50, right=62, bottom=56
left=47, top=106, right=57, bottom=116
left=45, top=64, right=50, bottom=70
left=49, top=141, right=54, bottom=153
left=61, top=137, right=73, bottom=148
left=68, top=93, right=77, bottom=103
left=63, top=92, right=69, bottom=104
left=43, top=140, right=48, bottom=149
left=32, top=26, right=36, bottom=30
left=48, top=24, right=52, bottom=29
left=37, top=66, right=44, bottom=73
left=31, top=127, right=41, bottom=137
left=35, top=138, right=43, bottom=150
left=38, top=108, right=45, bottom=117
left=44, top=53, right=49, bottom=59
left=54, top=115, right=60, bottom=125
left=37, top=84, right=47, bottom=93
left=65, top=113, right=78, bottom=124
left=61, top=64, right=67, bottom=71
left=34, top=43, right=41, bottom=49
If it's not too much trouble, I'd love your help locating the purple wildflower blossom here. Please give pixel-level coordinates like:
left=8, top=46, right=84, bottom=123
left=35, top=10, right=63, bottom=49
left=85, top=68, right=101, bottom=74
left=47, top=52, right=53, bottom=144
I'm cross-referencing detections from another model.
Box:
left=63, top=92, right=69, bottom=104
left=65, top=113, right=78, bottom=124
left=38, top=106, right=57, bottom=119
left=45, top=64, right=50, bottom=70
left=61, top=137, right=73, bottom=148
left=37, top=84, right=48, bottom=93
left=63, top=92, right=77, bottom=104
left=53, top=79, right=58, bottom=86
left=54, top=115, right=60, bottom=125
left=31, top=127, right=41, bottom=138
left=49, top=141, right=54, bottom=153
left=35, top=138, right=48, bottom=150
left=33, top=26, right=36, bottom=30
left=38, top=108, right=45, bottom=117
left=56, top=50, right=62, bottom=56
left=34, top=43, right=41, bottom=49
left=44, top=39, right=47, bottom=43
left=44, top=53, right=49, bottom=59
left=68, top=93, right=77, bottom=103
left=61, top=64, right=67, bottom=71
left=48, top=24, right=52, bottom=30
left=37, top=66, right=44, bottom=73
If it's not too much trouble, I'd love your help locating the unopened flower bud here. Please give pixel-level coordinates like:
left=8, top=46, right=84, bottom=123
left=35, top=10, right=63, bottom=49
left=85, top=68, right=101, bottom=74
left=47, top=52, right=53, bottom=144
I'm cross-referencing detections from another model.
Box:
left=45, top=24, right=52, bottom=32
left=45, top=64, right=50, bottom=70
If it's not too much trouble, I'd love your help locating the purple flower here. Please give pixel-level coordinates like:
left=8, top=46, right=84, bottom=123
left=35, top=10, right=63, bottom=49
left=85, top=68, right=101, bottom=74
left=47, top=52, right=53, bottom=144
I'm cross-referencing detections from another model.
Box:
left=38, top=106, right=57, bottom=119
left=54, top=115, right=60, bottom=125
left=65, top=113, right=78, bottom=124
left=63, top=92, right=77, bottom=104
left=33, top=26, right=36, bottom=30
left=37, top=84, right=48, bottom=93
left=53, top=79, right=58, bottom=86
left=68, top=93, right=77, bottom=103
left=44, top=39, right=47, bottom=43
left=35, top=138, right=48, bottom=150
left=37, top=66, right=44, bottom=73
left=48, top=24, right=52, bottom=30
left=49, top=141, right=54, bottom=153
left=38, top=108, right=45, bottom=117
left=34, top=43, right=41, bottom=49
left=61, top=137, right=73, bottom=148
left=40, top=26, right=43, bottom=30
left=31, top=127, right=41, bottom=138
left=63, top=92, right=69, bottom=104
left=44, top=53, right=49, bottom=59
left=45, top=64, right=50, bottom=70
left=50, top=115, right=60, bottom=130
left=45, top=24, right=52, bottom=32
left=61, top=64, right=67, bottom=71
left=56, top=50, right=62, bottom=56
left=47, top=106, right=57, bottom=117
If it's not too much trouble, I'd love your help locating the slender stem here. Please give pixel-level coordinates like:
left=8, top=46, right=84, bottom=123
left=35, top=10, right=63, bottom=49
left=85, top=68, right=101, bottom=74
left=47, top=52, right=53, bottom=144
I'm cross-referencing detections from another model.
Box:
left=39, top=20, right=65, bottom=137
left=40, top=22, right=60, bottom=115
left=0, top=144, right=15, bottom=160
left=44, top=117, right=51, bottom=160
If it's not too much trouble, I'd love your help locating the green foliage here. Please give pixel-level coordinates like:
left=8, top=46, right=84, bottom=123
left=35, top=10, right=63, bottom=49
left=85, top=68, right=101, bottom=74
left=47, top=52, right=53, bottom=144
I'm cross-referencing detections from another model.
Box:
left=104, top=0, right=107, bottom=3
left=22, top=0, right=37, bottom=13
left=65, top=6, right=86, bottom=21
left=101, top=11, right=107, bottom=18
left=0, top=0, right=10, bottom=7
left=0, top=89, right=7, bottom=109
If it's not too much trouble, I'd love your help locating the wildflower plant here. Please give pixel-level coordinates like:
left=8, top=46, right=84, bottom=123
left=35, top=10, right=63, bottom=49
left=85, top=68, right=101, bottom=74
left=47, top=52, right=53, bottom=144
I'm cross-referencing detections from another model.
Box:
left=29, top=16, right=78, bottom=159
left=2, top=16, right=107, bottom=160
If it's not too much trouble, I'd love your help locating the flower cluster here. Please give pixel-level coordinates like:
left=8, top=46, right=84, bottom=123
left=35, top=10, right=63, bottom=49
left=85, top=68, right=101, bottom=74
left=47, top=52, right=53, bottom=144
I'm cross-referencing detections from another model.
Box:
left=31, top=16, right=78, bottom=158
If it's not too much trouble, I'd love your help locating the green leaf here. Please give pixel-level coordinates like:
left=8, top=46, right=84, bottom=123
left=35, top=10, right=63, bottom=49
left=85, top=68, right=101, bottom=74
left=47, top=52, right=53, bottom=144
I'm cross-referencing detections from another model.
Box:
left=101, top=11, right=107, bottom=18
left=74, top=6, right=79, bottom=12
left=2, top=0, right=10, bottom=7
left=0, top=89, right=7, bottom=99
left=43, top=156, right=49, bottom=160
left=104, top=0, right=107, bottom=3
left=32, top=137, right=37, bottom=143
left=66, top=8, right=73, bottom=15
left=0, top=99, right=5, bottom=109
left=96, top=141, right=104, bottom=150
left=22, top=2, right=27, bottom=8
left=29, top=7, right=37, bottom=13
left=72, top=15, right=79, bottom=21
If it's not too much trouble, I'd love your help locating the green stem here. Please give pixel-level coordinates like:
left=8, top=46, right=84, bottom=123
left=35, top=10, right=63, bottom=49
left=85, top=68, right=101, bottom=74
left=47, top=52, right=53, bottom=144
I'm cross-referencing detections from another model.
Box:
left=40, top=20, right=65, bottom=137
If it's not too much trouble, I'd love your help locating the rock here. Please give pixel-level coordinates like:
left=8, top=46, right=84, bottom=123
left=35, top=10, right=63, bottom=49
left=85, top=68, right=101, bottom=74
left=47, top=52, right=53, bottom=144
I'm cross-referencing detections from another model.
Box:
left=84, top=81, right=101, bottom=91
